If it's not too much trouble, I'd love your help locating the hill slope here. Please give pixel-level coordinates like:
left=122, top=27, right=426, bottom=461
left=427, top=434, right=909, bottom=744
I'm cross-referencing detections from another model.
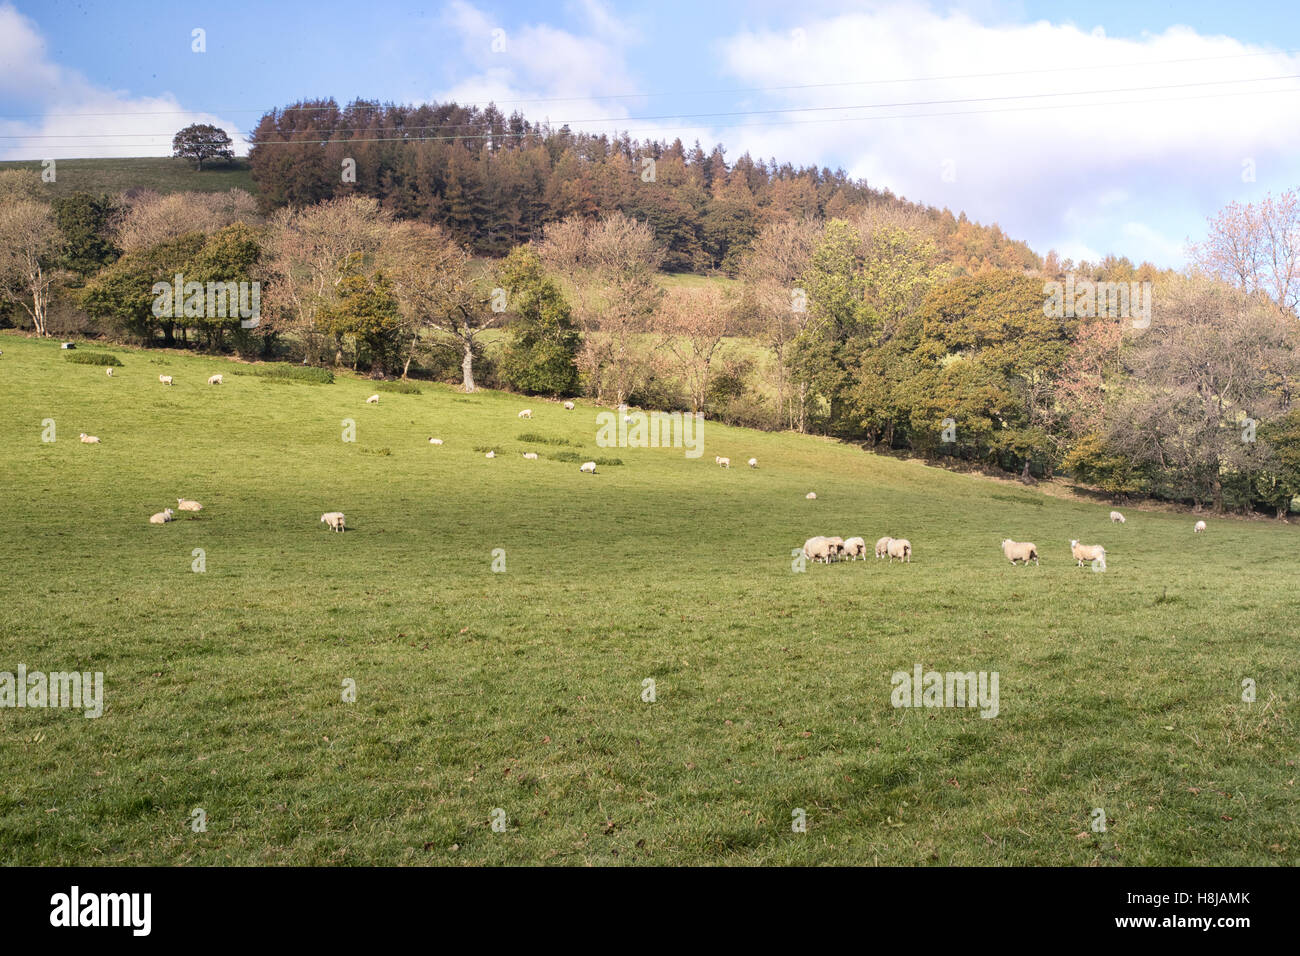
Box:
left=0, top=157, right=255, bottom=196
left=0, top=333, right=1295, bottom=865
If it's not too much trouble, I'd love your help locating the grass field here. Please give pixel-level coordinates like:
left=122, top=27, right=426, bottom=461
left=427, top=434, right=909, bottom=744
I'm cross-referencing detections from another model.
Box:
left=0, top=332, right=1295, bottom=866
left=0, top=157, right=255, bottom=196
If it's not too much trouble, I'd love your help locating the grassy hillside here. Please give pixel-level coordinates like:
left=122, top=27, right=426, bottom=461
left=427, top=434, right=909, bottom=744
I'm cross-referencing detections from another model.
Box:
left=0, top=332, right=1295, bottom=865
left=0, top=157, right=255, bottom=196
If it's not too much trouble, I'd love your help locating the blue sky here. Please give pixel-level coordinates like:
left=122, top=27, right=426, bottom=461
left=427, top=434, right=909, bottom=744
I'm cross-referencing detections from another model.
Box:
left=4, top=0, right=1299, bottom=268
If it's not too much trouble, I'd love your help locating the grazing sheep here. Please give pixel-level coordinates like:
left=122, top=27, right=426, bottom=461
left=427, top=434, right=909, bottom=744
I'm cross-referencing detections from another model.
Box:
left=176, top=498, right=203, bottom=512
left=580, top=461, right=597, bottom=474
left=875, top=536, right=893, bottom=559
left=1194, top=520, right=1207, bottom=533
left=320, top=512, right=346, bottom=532
left=485, top=451, right=496, bottom=459
left=715, top=456, right=730, bottom=468
left=79, top=433, right=101, bottom=444
left=522, top=452, right=538, bottom=460
left=1070, top=539, right=1105, bottom=566
left=843, top=536, right=867, bottom=560
left=158, top=375, right=173, bottom=386
left=803, top=536, right=834, bottom=564
left=1001, top=539, right=1039, bottom=566
left=207, top=374, right=223, bottom=385
left=824, top=536, right=846, bottom=561
left=748, top=458, right=758, bottom=468
left=518, top=409, right=533, bottom=419
left=149, top=508, right=175, bottom=525
left=105, top=367, right=113, bottom=377
left=428, top=438, right=443, bottom=445
left=886, top=538, right=912, bottom=563
left=563, top=401, right=575, bottom=410
left=1110, top=510, right=1125, bottom=524
left=806, top=492, right=817, bottom=500
left=365, top=394, right=379, bottom=404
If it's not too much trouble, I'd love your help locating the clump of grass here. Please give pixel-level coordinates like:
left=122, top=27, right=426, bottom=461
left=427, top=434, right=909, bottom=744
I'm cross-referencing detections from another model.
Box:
left=64, top=352, right=122, bottom=367
left=517, top=432, right=575, bottom=446
left=376, top=380, right=421, bottom=395
left=992, top=492, right=1044, bottom=507
left=549, top=450, right=622, bottom=465
left=359, top=447, right=393, bottom=457
left=228, top=363, right=334, bottom=384
left=473, top=445, right=498, bottom=454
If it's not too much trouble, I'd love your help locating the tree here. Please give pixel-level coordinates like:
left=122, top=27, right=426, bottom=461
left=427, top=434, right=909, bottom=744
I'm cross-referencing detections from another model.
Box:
left=657, top=285, right=735, bottom=412
left=115, top=189, right=258, bottom=252
left=318, top=266, right=404, bottom=375
left=0, top=198, right=61, bottom=336
left=80, top=232, right=206, bottom=345
left=173, top=124, right=235, bottom=171
left=1190, top=190, right=1300, bottom=316
left=495, top=246, right=580, bottom=396
left=52, top=192, right=119, bottom=278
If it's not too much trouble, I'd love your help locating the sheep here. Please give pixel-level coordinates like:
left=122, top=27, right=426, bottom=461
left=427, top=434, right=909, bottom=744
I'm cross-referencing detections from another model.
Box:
left=1001, top=539, right=1039, bottom=566
left=428, top=438, right=443, bottom=445
left=207, top=374, right=223, bottom=385
left=149, top=508, right=175, bottom=525
left=522, top=452, right=538, bottom=460
left=79, top=433, right=101, bottom=444
left=365, top=394, right=379, bottom=404
left=1070, top=539, right=1105, bottom=567
left=563, top=401, right=575, bottom=410
left=843, top=536, right=867, bottom=560
left=176, top=498, right=203, bottom=512
left=485, top=450, right=496, bottom=459
left=580, top=461, right=597, bottom=474
left=806, top=492, right=817, bottom=500
left=105, top=367, right=113, bottom=377
left=518, top=409, right=533, bottom=419
left=803, top=536, right=834, bottom=563
left=715, top=456, right=730, bottom=468
left=1110, top=510, right=1125, bottom=524
left=1194, top=520, right=1207, bottom=533
left=824, top=536, right=846, bottom=561
left=320, top=512, right=346, bottom=532
left=747, top=458, right=758, bottom=468
left=887, top=538, right=912, bottom=563
left=875, top=536, right=893, bottom=559
left=158, top=375, right=173, bottom=386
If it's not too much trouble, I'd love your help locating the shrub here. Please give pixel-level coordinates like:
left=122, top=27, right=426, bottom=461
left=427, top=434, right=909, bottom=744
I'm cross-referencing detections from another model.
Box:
left=376, top=380, right=421, bottom=394
left=549, top=451, right=622, bottom=465
left=516, top=432, right=575, bottom=446
left=64, top=352, right=122, bottom=366
left=227, top=363, right=334, bottom=384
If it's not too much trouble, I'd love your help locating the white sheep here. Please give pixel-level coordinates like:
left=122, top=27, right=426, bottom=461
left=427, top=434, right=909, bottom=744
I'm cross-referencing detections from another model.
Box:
left=747, top=458, right=757, bottom=468
left=1070, top=539, right=1105, bottom=566
left=79, top=433, right=101, bottom=444
left=176, top=498, right=203, bottom=512
left=159, top=375, right=173, bottom=386
left=887, top=538, right=912, bottom=563
left=518, top=409, right=533, bottom=419
left=485, top=451, right=496, bottom=459
left=149, top=508, right=175, bottom=525
left=1110, top=510, right=1125, bottom=524
left=803, top=536, right=834, bottom=563
left=580, top=461, right=597, bottom=474
left=1001, top=539, right=1039, bottom=566
left=320, top=512, right=346, bottom=532
left=823, top=536, right=846, bottom=561
left=522, top=452, right=538, bottom=460
left=843, top=536, right=867, bottom=560
left=105, top=367, right=113, bottom=377
left=365, top=394, right=379, bottom=404
left=207, top=374, right=223, bottom=385
left=715, top=456, right=730, bottom=468
left=563, top=401, right=575, bottom=410
left=428, top=438, right=443, bottom=445
left=1194, top=520, right=1207, bottom=533
left=806, top=492, right=817, bottom=500
left=875, top=536, right=893, bottom=559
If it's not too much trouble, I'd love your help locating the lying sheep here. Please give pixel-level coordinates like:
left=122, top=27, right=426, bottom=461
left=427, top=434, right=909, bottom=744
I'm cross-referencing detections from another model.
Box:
left=1110, top=510, right=1125, bottom=524
left=522, top=452, right=538, bottom=460
left=875, top=536, right=893, bottom=559
left=843, top=536, right=867, bottom=560
left=580, top=461, right=597, bottom=474
left=803, top=536, right=834, bottom=563
left=149, top=508, right=175, bottom=525
left=748, top=458, right=758, bottom=468
left=1194, top=520, right=1207, bottom=533
left=207, top=374, right=223, bottom=385
left=715, top=456, right=730, bottom=468
left=1070, top=539, right=1105, bottom=566
left=806, top=492, right=817, bottom=500
left=158, top=375, right=173, bottom=386
left=887, top=538, right=912, bottom=563
left=105, top=367, right=113, bottom=377
left=320, top=512, right=346, bottom=532
left=563, top=401, right=575, bottom=410
left=518, top=409, right=533, bottom=419
left=428, top=438, right=443, bottom=445
left=176, top=498, right=203, bottom=512
left=365, top=394, right=379, bottom=404
left=79, top=433, right=101, bottom=444
left=485, top=451, right=496, bottom=459
left=1001, top=539, right=1039, bottom=566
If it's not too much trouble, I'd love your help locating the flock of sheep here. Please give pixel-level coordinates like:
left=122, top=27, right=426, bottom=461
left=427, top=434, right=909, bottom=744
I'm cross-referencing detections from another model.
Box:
left=803, top=535, right=912, bottom=563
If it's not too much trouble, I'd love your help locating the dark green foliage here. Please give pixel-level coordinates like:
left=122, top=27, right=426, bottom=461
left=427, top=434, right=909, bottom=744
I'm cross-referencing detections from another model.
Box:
left=495, top=247, right=580, bottom=396
left=64, top=351, right=122, bottom=366
left=227, top=362, right=333, bottom=384
left=51, top=192, right=120, bottom=278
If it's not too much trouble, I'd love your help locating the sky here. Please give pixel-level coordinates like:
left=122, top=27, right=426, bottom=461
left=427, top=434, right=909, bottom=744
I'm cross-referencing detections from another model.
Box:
left=3, top=0, right=1299, bottom=269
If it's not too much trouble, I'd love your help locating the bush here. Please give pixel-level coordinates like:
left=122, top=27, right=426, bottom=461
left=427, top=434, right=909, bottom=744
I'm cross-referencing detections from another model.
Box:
left=549, top=450, right=622, bottom=465
left=64, top=351, right=123, bottom=366
left=516, top=432, right=576, bottom=446
left=376, top=380, right=421, bottom=395
left=227, top=363, right=334, bottom=384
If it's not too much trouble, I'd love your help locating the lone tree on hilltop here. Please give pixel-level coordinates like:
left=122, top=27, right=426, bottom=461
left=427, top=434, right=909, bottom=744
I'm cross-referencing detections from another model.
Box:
left=173, top=124, right=235, bottom=171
